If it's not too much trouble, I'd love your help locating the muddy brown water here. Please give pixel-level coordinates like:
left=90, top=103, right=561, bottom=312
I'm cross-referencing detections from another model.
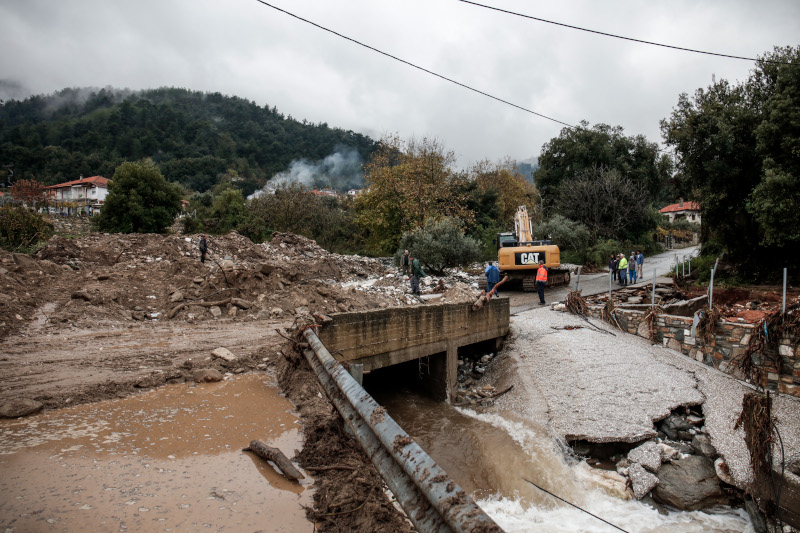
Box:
left=0, top=374, right=312, bottom=532
left=372, top=386, right=754, bottom=533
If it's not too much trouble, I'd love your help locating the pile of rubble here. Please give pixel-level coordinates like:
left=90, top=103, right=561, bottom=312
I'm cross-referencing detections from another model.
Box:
left=573, top=406, right=743, bottom=513
left=453, top=351, right=504, bottom=407
left=609, top=407, right=740, bottom=511
left=584, top=282, right=797, bottom=323
left=0, top=231, right=483, bottom=340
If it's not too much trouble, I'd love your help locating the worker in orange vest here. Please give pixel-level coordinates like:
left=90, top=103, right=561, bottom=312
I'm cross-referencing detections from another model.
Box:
left=536, top=259, right=548, bottom=305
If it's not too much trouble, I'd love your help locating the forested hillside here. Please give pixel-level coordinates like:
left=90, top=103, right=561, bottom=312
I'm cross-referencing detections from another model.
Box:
left=0, top=87, right=377, bottom=195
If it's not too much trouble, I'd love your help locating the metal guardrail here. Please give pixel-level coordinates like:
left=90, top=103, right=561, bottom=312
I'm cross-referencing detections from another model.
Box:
left=302, top=328, right=503, bottom=533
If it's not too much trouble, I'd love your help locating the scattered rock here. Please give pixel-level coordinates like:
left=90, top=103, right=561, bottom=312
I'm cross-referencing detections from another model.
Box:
left=231, top=298, right=251, bottom=310
left=169, top=290, right=184, bottom=303
left=71, top=290, right=92, bottom=302
left=211, top=347, right=237, bottom=362
left=0, top=398, right=44, bottom=418
left=209, top=306, right=222, bottom=318
left=193, top=369, right=223, bottom=383
left=714, top=458, right=735, bottom=485
left=691, top=434, right=717, bottom=458
left=659, top=414, right=692, bottom=440
left=135, top=373, right=165, bottom=388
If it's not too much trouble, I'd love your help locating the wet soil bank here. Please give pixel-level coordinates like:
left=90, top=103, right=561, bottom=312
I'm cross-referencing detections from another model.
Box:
left=273, top=335, right=414, bottom=532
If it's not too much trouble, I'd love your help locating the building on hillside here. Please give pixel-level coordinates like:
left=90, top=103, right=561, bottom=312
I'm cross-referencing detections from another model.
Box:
left=45, top=175, right=110, bottom=216
left=311, top=188, right=337, bottom=197
left=659, top=199, right=701, bottom=224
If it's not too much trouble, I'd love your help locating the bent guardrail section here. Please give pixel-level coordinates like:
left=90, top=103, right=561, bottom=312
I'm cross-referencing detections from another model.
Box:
left=302, top=328, right=503, bottom=533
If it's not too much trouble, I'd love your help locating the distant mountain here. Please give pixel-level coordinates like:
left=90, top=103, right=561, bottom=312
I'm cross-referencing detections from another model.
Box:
left=0, top=86, right=377, bottom=195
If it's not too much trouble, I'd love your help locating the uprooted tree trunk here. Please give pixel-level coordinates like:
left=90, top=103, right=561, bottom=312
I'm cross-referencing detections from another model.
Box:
left=472, top=276, right=509, bottom=311
left=243, top=440, right=305, bottom=481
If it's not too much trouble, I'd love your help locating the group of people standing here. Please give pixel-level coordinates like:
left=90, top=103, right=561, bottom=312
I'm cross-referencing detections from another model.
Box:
left=610, top=251, right=644, bottom=286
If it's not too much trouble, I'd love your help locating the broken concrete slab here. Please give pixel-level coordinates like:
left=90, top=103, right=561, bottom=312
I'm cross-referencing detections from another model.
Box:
left=629, top=462, right=659, bottom=499
left=628, top=441, right=662, bottom=472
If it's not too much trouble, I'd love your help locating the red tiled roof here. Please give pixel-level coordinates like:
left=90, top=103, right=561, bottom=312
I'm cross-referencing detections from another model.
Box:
left=45, top=176, right=109, bottom=189
left=659, top=201, right=700, bottom=214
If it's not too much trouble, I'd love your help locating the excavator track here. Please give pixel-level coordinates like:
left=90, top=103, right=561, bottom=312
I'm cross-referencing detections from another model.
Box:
left=518, top=270, right=571, bottom=291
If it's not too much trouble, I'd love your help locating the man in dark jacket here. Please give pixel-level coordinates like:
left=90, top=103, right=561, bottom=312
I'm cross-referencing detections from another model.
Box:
left=609, top=255, right=618, bottom=282
left=485, top=261, right=501, bottom=295
left=199, top=235, right=208, bottom=263
left=410, top=256, right=425, bottom=295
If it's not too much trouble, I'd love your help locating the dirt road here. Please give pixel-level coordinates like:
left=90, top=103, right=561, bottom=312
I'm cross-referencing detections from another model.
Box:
left=0, top=317, right=290, bottom=409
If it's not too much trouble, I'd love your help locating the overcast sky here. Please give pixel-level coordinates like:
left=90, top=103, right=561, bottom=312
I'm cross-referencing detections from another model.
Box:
left=1, top=0, right=798, bottom=168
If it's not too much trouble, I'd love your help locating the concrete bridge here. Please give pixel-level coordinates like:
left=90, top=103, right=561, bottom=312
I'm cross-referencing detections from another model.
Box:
left=316, top=299, right=510, bottom=401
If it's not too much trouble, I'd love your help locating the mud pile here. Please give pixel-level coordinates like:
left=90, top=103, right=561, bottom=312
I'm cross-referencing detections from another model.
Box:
left=0, top=231, right=480, bottom=340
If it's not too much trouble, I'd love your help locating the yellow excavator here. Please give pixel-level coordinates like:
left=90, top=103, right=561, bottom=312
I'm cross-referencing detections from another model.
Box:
left=481, top=206, right=571, bottom=291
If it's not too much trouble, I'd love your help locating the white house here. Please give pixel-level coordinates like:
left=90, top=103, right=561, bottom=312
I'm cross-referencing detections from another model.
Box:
left=45, top=175, right=110, bottom=216
left=659, top=199, right=701, bottom=224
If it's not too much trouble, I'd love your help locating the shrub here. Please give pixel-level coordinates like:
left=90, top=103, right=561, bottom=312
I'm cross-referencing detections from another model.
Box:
left=397, top=217, right=481, bottom=275
left=0, top=207, right=54, bottom=251
left=532, top=215, right=592, bottom=264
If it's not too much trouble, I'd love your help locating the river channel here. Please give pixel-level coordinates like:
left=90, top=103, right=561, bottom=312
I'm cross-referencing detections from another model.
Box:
left=372, top=385, right=754, bottom=533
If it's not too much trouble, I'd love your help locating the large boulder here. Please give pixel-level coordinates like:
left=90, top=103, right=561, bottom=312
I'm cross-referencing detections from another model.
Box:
left=0, top=398, right=44, bottom=418
left=653, top=455, right=727, bottom=510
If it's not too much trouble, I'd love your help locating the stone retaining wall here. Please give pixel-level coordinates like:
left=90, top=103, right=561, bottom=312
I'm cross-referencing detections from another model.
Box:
left=45, top=215, right=93, bottom=237
left=587, top=305, right=800, bottom=397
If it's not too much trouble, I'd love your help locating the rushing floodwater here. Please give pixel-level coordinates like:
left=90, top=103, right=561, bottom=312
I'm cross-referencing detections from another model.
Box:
left=372, top=387, right=754, bottom=533
left=0, top=374, right=311, bottom=532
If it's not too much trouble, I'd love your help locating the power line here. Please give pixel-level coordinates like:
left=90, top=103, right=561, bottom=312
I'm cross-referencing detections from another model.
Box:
left=523, top=478, right=631, bottom=533
left=459, top=0, right=796, bottom=66
left=251, top=0, right=575, bottom=129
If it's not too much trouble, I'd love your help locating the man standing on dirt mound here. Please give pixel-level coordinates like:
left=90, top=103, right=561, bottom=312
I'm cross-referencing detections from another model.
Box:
left=410, top=255, right=425, bottom=296
left=199, top=235, right=208, bottom=264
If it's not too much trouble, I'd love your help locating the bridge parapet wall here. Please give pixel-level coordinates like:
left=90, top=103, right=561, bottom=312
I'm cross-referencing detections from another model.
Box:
left=317, top=299, right=509, bottom=400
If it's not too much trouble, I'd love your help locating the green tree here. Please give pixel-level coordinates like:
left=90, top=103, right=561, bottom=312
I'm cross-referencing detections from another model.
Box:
left=661, top=46, right=800, bottom=273
left=532, top=214, right=592, bottom=264
left=95, top=161, right=182, bottom=233
left=534, top=122, right=672, bottom=206
left=557, top=167, right=653, bottom=241
left=356, top=135, right=472, bottom=255
left=210, top=187, right=245, bottom=234
left=397, top=217, right=481, bottom=275
left=471, top=158, right=541, bottom=226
